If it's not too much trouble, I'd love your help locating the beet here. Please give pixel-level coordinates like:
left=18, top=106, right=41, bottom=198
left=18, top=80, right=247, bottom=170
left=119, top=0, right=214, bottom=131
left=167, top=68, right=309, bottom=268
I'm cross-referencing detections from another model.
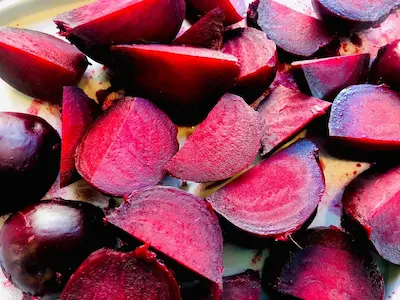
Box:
left=222, top=28, right=277, bottom=103
left=329, top=84, right=400, bottom=150
left=0, top=199, right=109, bottom=296
left=249, top=0, right=333, bottom=57
left=61, top=246, right=181, bottom=300
left=222, top=270, right=261, bottom=300
left=292, top=53, right=370, bottom=100
left=0, top=27, right=88, bottom=102
left=166, top=94, right=262, bottom=182
left=263, top=227, right=385, bottom=300
left=257, top=85, right=331, bottom=155
left=106, top=186, right=223, bottom=288
left=207, top=140, right=325, bottom=240
left=54, top=0, right=185, bottom=63
left=76, top=97, right=178, bottom=197
left=110, top=45, right=240, bottom=125
left=61, top=87, right=100, bottom=188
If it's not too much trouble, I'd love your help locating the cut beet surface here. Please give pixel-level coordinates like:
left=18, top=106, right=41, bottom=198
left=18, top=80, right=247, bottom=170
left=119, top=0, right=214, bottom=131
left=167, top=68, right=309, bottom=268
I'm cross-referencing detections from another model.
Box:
left=61, top=246, right=181, bottom=300
left=222, top=270, right=261, bottom=300
left=222, top=28, right=277, bottom=103
left=166, top=94, right=262, bottom=182
left=257, top=85, right=331, bottom=155
left=329, top=84, right=400, bottom=150
left=76, top=97, right=178, bottom=197
left=106, top=186, right=223, bottom=288
left=292, top=53, right=370, bottom=100
left=207, top=139, right=325, bottom=240
left=61, top=87, right=100, bottom=188
left=0, top=27, right=88, bottom=102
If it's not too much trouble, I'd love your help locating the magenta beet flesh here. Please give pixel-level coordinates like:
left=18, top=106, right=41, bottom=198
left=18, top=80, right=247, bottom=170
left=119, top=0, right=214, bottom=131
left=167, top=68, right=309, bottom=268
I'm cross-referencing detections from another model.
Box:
left=166, top=94, right=263, bottom=182
left=207, top=140, right=325, bottom=240
left=76, top=97, right=178, bottom=197
left=106, top=186, right=224, bottom=288
left=0, top=199, right=108, bottom=296
left=222, top=270, right=261, bottom=300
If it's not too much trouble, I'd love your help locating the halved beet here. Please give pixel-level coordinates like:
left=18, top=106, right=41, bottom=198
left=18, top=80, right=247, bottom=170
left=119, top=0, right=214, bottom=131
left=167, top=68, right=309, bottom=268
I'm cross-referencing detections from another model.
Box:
left=110, top=45, right=240, bottom=125
left=0, top=27, right=88, bottom=102
left=61, top=246, right=181, bottom=300
left=249, top=0, right=333, bottom=57
left=263, top=227, right=385, bottom=299
left=329, top=84, right=400, bottom=150
left=292, top=53, right=370, bottom=100
left=106, top=186, right=223, bottom=288
left=222, top=270, right=261, bottom=300
left=76, top=97, right=178, bottom=197
left=342, top=165, right=400, bottom=264
left=61, top=87, right=100, bottom=188
left=257, top=85, right=331, bottom=155
left=222, top=28, right=277, bottom=103
left=173, top=8, right=225, bottom=50
left=166, top=94, right=262, bottom=182
left=207, top=139, right=325, bottom=240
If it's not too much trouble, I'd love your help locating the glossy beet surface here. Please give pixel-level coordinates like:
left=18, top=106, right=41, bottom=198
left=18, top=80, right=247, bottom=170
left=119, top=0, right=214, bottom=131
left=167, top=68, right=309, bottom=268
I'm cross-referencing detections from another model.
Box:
left=0, top=200, right=109, bottom=296
left=222, top=270, right=261, bottom=299
left=0, top=112, right=60, bottom=213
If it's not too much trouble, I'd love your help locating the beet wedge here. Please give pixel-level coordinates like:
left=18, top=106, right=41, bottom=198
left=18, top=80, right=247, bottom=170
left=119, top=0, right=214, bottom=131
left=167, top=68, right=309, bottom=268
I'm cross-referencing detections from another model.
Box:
left=329, top=84, right=400, bottom=150
left=61, top=246, right=181, bottom=300
left=222, top=28, right=277, bottom=103
left=342, top=165, right=400, bottom=264
left=257, top=85, right=331, bottom=155
left=61, top=87, right=100, bottom=188
left=222, top=271, right=261, bottom=300
left=292, top=54, right=370, bottom=100
left=263, top=227, right=385, bottom=299
left=207, top=140, right=325, bottom=240
left=0, top=27, right=88, bottom=102
left=76, top=97, right=178, bottom=197
left=106, top=186, right=223, bottom=288
left=166, top=94, right=263, bottom=182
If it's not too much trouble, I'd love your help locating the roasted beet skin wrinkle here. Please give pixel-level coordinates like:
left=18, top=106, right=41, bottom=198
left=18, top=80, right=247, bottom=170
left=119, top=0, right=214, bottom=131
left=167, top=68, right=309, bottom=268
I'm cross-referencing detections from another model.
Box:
left=76, top=97, right=178, bottom=197
left=257, top=85, right=331, bottom=156
left=61, top=246, right=181, bottom=300
left=106, top=186, right=224, bottom=288
left=329, top=84, right=400, bottom=150
left=222, top=270, right=261, bottom=300
left=61, top=87, right=100, bottom=188
left=166, top=94, right=263, bottom=182
left=207, top=139, right=325, bottom=240
left=292, top=53, right=370, bottom=100
left=0, top=27, right=88, bottom=102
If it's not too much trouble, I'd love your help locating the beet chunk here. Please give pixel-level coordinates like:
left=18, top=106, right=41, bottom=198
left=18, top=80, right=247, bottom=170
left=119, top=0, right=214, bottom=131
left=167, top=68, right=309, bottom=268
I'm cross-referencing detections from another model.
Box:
left=61, top=246, right=181, bottom=300
left=329, top=84, right=400, bottom=150
left=76, top=97, right=178, bottom=197
left=61, top=87, right=100, bottom=188
left=166, top=94, right=262, bottom=182
left=106, top=186, right=223, bottom=288
left=222, top=28, right=277, bottom=103
left=292, top=54, right=370, bottom=100
left=0, top=199, right=109, bottom=296
left=222, top=270, right=261, bottom=300
left=0, top=27, right=88, bottom=102
left=257, top=85, right=331, bottom=155
left=207, top=140, right=325, bottom=240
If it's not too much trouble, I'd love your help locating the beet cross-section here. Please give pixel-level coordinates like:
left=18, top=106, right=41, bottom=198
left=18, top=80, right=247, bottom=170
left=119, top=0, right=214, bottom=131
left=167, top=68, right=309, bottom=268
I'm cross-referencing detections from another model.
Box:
left=222, top=270, right=261, bottom=300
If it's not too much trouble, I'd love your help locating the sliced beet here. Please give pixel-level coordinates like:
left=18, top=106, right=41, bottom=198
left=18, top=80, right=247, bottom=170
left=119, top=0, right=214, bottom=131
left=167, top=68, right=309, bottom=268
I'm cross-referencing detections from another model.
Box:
left=328, top=84, right=400, bottom=150
left=0, top=27, right=88, bottom=102
left=222, top=270, right=261, bottom=300
left=76, top=97, right=178, bottom=197
left=166, top=94, right=262, bottom=182
left=61, top=246, right=181, bottom=300
left=61, top=87, right=100, bottom=188
left=257, top=85, right=331, bottom=155
left=207, top=139, right=325, bottom=240
left=222, top=28, right=277, bottom=103
left=173, top=8, right=225, bottom=50
left=110, top=45, right=240, bottom=125
left=106, top=186, right=223, bottom=288
left=292, top=53, right=370, bottom=100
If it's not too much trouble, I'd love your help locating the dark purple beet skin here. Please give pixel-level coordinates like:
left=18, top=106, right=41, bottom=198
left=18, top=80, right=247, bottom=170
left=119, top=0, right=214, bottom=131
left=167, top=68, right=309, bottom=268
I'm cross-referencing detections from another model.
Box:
left=0, top=112, right=60, bottom=213
left=0, top=199, right=110, bottom=297
left=222, top=270, right=261, bottom=300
